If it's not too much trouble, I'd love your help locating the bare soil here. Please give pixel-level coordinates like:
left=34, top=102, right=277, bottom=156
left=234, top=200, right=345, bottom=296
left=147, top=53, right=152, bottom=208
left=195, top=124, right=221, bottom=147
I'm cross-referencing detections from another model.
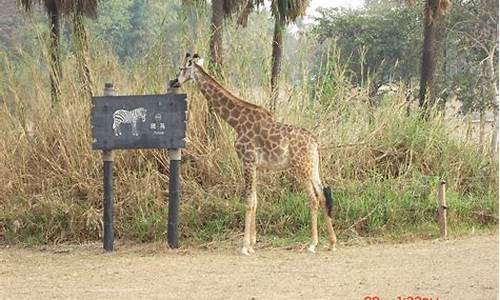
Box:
left=0, top=235, right=498, bottom=300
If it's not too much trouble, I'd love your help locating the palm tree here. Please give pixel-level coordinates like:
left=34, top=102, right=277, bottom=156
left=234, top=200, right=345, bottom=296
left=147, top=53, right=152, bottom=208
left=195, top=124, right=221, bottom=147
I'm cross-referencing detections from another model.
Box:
left=237, top=0, right=257, bottom=28
left=270, top=0, right=309, bottom=107
left=181, top=0, right=205, bottom=53
left=19, top=0, right=98, bottom=103
left=418, top=0, right=451, bottom=117
left=180, top=0, right=244, bottom=74
left=63, top=0, right=98, bottom=98
left=238, top=0, right=310, bottom=110
left=181, top=0, right=244, bottom=139
left=208, top=0, right=245, bottom=75
left=20, top=0, right=62, bottom=104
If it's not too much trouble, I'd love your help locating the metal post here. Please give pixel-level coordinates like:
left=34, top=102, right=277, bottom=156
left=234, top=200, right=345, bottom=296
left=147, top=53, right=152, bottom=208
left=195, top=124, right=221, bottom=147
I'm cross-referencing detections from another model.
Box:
left=167, top=149, right=181, bottom=248
left=103, top=83, right=115, bottom=251
left=167, top=84, right=181, bottom=248
left=438, top=179, right=447, bottom=240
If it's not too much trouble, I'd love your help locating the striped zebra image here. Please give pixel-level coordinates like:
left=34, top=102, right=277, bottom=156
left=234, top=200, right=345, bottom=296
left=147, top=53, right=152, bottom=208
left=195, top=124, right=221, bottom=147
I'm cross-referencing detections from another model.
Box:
left=112, top=107, right=147, bottom=136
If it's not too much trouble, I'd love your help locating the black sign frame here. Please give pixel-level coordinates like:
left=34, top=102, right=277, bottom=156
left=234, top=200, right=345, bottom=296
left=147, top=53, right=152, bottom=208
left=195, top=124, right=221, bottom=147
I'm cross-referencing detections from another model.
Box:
left=91, top=94, right=187, bottom=150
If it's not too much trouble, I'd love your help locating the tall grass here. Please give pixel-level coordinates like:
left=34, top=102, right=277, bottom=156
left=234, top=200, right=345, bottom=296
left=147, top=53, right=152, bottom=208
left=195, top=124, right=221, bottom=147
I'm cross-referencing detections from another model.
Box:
left=0, top=7, right=497, bottom=246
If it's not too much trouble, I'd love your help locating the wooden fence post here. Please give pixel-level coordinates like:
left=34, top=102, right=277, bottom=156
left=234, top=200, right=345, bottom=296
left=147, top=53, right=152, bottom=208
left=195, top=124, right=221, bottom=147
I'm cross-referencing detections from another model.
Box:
left=438, top=179, right=447, bottom=240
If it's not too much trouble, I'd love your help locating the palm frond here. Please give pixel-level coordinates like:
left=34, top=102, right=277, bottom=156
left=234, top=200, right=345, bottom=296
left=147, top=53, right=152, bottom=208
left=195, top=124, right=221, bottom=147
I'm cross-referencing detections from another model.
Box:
left=17, top=0, right=99, bottom=18
left=271, top=0, right=310, bottom=24
left=425, top=0, right=452, bottom=25
left=181, top=0, right=206, bottom=5
left=437, top=0, right=452, bottom=15
left=237, top=0, right=265, bottom=26
left=237, top=0, right=253, bottom=27
left=221, top=0, right=245, bottom=17
left=61, top=0, right=98, bottom=18
left=18, top=0, right=57, bottom=11
left=18, top=0, right=35, bottom=11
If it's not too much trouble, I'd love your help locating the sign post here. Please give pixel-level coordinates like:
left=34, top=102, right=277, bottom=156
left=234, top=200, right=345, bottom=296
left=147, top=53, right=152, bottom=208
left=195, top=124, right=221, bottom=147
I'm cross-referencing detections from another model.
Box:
left=92, top=84, right=187, bottom=251
left=167, top=86, right=181, bottom=248
left=167, top=148, right=181, bottom=248
left=102, top=83, right=115, bottom=251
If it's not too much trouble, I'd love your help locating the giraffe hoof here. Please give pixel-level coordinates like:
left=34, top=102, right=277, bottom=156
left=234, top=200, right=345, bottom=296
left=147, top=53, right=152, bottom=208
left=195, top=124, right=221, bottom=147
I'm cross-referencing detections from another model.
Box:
left=241, top=247, right=250, bottom=256
left=248, top=247, right=255, bottom=254
left=328, top=246, right=337, bottom=252
left=307, top=245, right=316, bottom=254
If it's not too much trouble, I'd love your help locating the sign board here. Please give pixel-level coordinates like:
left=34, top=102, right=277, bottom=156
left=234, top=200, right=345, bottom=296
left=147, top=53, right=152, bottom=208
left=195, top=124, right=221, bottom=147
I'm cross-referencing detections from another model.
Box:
left=91, top=94, right=187, bottom=150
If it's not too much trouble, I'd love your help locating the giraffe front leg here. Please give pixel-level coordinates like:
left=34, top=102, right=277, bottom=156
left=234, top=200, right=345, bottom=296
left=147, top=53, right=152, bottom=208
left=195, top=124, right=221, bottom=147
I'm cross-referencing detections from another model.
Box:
left=242, top=200, right=253, bottom=256
left=249, top=194, right=257, bottom=253
left=241, top=163, right=256, bottom=256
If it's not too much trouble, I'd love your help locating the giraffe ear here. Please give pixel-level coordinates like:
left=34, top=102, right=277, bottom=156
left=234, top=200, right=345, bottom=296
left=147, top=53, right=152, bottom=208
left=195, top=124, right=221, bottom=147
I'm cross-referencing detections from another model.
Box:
left=194, top=58, right=204, bottom=67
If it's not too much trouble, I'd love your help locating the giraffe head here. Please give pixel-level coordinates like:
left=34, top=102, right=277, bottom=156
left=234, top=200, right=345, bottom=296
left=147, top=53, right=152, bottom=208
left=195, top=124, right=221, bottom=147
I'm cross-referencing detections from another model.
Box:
left=170, top=53, right=204, bottom=88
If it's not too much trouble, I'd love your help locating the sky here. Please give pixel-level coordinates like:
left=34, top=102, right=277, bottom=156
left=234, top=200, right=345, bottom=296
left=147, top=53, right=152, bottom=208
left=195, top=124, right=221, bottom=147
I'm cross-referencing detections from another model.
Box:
left=301, top=0, right=365, bottom=25
left=307, top=0, right=365, bottom=16
left=262, top=0, right=365, bottom=20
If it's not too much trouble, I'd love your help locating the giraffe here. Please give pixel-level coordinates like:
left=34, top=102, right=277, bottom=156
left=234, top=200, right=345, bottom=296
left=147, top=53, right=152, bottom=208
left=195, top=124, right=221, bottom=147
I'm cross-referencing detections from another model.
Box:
left=170, top=53, right=337, bottom=255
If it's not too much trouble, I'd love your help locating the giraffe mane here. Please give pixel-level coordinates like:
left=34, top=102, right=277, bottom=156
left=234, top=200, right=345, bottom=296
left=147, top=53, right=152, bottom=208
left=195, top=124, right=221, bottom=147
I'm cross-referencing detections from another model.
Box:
left=194, top=65, right=273, bottom=118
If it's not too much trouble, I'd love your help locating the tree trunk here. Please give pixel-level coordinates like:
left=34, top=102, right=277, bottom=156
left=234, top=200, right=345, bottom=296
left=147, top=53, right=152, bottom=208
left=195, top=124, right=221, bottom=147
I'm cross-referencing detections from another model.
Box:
left=440, top=30, right=447, bottom=113
left=48, top=6, right=61, bottom=105
left=73, top=13, right=93, bottom=99
left=418, top=1, right=438, bottom=118
left=465, top=111, right=472, bottom=141
left=486, top=51, right=499, bottom=154
left=479, top=107, right=485, bottom=153
left=270, top=17, right=284, bottom=111
left=207, top=0, right=224, bottom=140
left=237, top=0, right=254, bottom=28
left=209, top=0, right=224, bottom=75
left=491, top=111, right=498, bottom=154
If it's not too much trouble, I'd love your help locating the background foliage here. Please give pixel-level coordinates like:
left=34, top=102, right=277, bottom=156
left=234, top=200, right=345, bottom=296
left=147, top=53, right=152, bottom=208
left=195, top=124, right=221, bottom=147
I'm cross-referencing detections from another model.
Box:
left=0, top=0, right=497, bottom=246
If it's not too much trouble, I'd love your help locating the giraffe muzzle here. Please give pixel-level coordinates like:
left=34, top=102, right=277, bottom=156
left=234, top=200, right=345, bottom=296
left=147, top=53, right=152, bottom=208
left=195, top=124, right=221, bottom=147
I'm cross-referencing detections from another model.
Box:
left=169, top=78, right=181, bottom=88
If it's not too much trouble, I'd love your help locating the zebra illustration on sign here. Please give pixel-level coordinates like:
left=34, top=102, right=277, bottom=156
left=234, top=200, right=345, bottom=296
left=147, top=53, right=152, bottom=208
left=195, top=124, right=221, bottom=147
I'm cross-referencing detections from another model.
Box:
left=112, top=107, right=147, bottom=136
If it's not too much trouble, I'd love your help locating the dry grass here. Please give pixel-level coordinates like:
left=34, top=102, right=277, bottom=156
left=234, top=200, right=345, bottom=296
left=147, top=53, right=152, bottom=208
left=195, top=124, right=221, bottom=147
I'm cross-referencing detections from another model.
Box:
left=0, top=17, right=497, bottom=246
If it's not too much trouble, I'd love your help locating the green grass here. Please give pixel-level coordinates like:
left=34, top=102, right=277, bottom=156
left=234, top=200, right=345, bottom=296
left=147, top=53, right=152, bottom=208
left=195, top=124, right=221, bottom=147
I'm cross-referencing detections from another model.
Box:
left=0, top=9, right=497, bottom=247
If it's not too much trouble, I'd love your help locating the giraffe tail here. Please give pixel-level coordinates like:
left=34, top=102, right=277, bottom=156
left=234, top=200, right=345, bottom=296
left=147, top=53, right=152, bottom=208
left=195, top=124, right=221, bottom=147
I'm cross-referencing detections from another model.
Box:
left=323, top=186, right=333, bottom=218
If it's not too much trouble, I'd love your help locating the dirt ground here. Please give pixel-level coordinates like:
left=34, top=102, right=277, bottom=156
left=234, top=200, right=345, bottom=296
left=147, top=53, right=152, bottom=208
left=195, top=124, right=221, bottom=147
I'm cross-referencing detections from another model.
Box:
left=0, top=235, right=498, bottom=300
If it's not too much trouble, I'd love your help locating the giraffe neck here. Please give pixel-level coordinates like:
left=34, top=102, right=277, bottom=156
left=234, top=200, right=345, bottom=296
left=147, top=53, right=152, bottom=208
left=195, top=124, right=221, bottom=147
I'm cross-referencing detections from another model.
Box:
left=192, top=65, right=272, bottom=129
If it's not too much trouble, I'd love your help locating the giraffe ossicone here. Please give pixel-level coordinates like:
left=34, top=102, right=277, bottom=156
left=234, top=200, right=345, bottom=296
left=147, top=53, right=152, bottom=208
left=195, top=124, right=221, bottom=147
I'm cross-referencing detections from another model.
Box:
left=173, top=53, right=337, bottom=255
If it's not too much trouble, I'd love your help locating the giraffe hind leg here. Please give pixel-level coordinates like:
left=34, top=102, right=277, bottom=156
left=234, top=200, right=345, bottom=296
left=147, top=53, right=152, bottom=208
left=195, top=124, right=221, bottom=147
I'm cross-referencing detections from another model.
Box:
left=312, top=168, right=337, bottom=251
left=288, top=146, right=320, bottom=253
left=241, top=162, right=256, bottom=256
left=305, top=182, right=319, bottom=253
